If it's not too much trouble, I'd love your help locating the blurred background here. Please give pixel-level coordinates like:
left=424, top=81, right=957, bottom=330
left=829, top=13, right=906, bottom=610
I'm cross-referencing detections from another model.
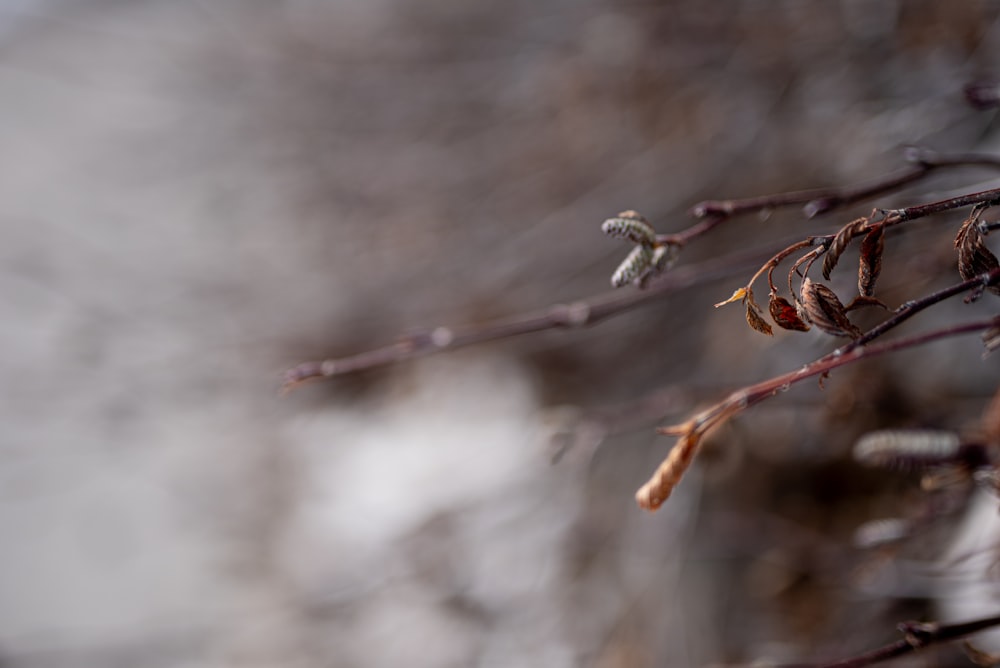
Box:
left=2, top=1, right=1000, bottom=666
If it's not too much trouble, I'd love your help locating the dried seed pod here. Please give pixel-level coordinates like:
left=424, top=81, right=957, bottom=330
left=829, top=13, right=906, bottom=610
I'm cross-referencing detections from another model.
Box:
left=853, top=429, right=962, bottom=470
left=610, top=244, right=653, bottom=287
left=822, top=217, right=867, bottom=280
left=858, top=225, right=885, bottom=297
left=768, top=293, right=810, bottom=331
left=853, top=517, right=912, bottom=549
left=799, top=278, right=863, bottom=338
left=601, top=210, right=656, bottom=246
left=955, top=212, right=1000, bottom=301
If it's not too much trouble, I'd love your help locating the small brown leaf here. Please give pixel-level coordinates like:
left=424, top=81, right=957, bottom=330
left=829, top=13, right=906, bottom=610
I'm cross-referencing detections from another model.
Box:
left=799, top=278, right=863, bottom=338
left=743, top=288, right=772, bottom=336
left=746, top=302, right=773, bottom=336
left=955, top=210, right=1000, bottom=301
left=768, top=293, right=810, bottom=331
left=822, top=217, right=867, bottom=280
left=715, top=287, right=747, bottom=308
left=858, top=225, right=884, bottom=297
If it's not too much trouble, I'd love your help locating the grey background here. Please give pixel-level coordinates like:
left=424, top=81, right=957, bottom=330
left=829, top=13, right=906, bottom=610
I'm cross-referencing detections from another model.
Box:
left=2, top=1, right=1000, bottom=666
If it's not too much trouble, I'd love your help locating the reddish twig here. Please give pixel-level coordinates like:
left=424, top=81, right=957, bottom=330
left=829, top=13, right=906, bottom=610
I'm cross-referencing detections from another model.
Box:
left=664, top=148, right=1000, bottom=247
left=778, top=612, right=1000, bottom=668
left=281, top=241, right=784, bottom=392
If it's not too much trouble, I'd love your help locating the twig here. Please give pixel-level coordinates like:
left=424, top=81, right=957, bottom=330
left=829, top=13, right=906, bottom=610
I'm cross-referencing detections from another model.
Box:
left=281, top=241, right=784, bottom=391
left=777, top=612, right=1000, bottom=668
left=667, top=148, right=1000, bottom=247
left=636, top=269, right=1000, bottom=511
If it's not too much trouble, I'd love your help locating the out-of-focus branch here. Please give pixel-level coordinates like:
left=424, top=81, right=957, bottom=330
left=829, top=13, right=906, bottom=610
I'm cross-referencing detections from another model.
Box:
left=281, top=241, right=782, bottom=392
left=777, top=612, right=1000, bottom=668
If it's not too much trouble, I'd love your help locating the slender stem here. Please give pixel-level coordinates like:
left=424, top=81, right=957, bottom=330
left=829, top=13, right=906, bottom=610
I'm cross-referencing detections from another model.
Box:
left=885, top=186, right=1000, bottom=224
left=281, top=240, right=786, bottom=391
left=673, top=148, right=1000, bottom=246
left=848, top=267, right=1000, bottom=351
left=778, top=612, right=1000, bottom=668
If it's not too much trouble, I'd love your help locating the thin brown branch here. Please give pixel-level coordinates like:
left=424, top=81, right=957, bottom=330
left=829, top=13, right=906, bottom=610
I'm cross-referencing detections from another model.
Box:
left=778, top=612, right=1000, bottom=668
left=636, top=268, right=1000, bottom=510
left=664, top=148, right=1000, bottom=247
left=281, top=241, right=786, bottom=392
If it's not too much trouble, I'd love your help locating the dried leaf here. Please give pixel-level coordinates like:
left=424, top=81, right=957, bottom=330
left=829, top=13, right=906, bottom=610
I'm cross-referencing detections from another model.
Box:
left=955, top=211, right=1000, bottom=301
left=636, top=432, right=700, bottom=511
left=768, top=293, right=810, bottom=331
left=714, top=286, right=748, bottom=308
left=601, top=210, right=656, bottom=246
left=746, top=302, right=773, bottom=336
left=610, top=244, right=653, bottom=288
left=742, top=288, right=772, bottom=336
left=799, top=278, right=863, bottom=338
left=858, top=225, right=884, bottom=297
left=822, top=217, right=867, bottom=280
left=844, top=295, right=889, bottom=312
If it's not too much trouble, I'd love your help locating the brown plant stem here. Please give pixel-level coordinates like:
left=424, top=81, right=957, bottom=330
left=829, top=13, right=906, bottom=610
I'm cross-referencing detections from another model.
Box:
left=281, top=242, right=784, bottom=391
left=665, top=148, right=1000, bottom=247
left=636, top=269, right=1000, bottom=511
left=778, top=612, right=1000, bottom=668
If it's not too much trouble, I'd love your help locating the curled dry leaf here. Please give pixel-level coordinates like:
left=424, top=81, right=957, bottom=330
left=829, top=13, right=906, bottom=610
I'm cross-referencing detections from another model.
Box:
left=822, top=217, right=868, bottom=280
left=858, top=225, right=885, bottom=297
left=955, top=211, right=1000, bottom=301
left=601, top=210, right=656, bottom=246
left=746, top=301, right=773, bottom=336
left=799, top=278, right=863, bottom=338
left=611, top=244, right=653, bottom=287
left=715, top=286, right=747, bottom=308
left=768, top=292, right=810, bottom=331
left=636, top=432, right=700, bottom=511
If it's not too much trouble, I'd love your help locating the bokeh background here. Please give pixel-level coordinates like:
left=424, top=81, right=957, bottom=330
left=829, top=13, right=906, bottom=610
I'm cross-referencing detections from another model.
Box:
left=2, top=1, right=1000, bottom=666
